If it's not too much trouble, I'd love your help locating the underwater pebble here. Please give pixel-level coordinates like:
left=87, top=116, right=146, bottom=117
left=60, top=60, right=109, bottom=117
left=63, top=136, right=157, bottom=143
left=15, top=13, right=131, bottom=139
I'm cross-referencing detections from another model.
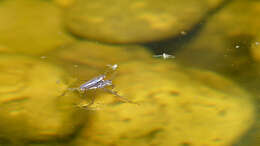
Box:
left=0, top=0, right=74, bottom=55
left=176, top=0, right=260, bottom=73
left=0, top=45, right=13, bottom=54
left=54, top=0, right=75, bottom=7
left=48, top=40, right=152, bottom=69
left=65, top=0, right=225, bottom=43
left=251, top=40, right=260, bottom=63
left=0, top=54, right=87, bottom=144
left=46, top=40, right=153, bottom=82
left=70, top=61, right=255, bottom=146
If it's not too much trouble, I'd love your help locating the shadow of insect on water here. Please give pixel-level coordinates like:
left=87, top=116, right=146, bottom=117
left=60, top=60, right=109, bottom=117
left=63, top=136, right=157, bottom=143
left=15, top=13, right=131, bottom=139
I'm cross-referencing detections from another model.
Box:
left=60, top=64, right=138, bottom=110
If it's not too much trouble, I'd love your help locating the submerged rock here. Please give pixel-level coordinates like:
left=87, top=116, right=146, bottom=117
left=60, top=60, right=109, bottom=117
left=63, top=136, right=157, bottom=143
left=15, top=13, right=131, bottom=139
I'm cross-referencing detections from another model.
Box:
left=49, top=40, right=152, bottom=70
left=0, top=54, right=87, bottom=144
left=47, top=41, right=153, bottom=85
left=65, top=0, right=225, bottom=43
left=70, top=60, right=255, bottom=146
left=54, top=0, right=75, bottom=7
left=176, top=0, right=260, bottom=74
left=0, top=0, right=74, bottom=55
left=0, top=45, right=13, bottom=54
left=251, top=41, right=260, bottom=63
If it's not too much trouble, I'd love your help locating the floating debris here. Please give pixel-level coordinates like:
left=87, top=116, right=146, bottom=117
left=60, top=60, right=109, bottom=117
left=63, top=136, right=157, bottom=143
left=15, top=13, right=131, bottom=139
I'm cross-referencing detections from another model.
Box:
left=106, top=64, right=118, bottom=70
left=235, top=45, right=240, bottom=48
left=180, top=31, right=187, bottom=35
left=153, top=53, right=175, bottom=60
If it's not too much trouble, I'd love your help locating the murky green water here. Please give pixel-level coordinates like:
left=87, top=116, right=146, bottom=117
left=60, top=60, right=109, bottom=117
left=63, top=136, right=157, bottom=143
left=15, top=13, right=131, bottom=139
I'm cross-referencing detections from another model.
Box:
left=0, top=0, right=259, bottom=146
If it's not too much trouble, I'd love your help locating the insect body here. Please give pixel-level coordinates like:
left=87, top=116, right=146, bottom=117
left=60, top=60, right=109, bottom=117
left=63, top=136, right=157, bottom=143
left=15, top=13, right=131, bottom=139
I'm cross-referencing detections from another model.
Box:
left=78, top=75, right=110, bottom=91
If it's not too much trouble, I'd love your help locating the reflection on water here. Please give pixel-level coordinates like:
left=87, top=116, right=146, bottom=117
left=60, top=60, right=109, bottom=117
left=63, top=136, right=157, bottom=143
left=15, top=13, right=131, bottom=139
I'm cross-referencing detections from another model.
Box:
left=0, top=0, right=259, bottom=146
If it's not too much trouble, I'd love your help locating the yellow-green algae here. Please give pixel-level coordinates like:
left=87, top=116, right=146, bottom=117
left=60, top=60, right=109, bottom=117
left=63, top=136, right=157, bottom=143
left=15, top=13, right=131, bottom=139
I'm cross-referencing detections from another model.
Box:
left=68, top=60, right=255, bottom=146
left=65, top=0, right=225, bottom=43
left=0, top=0, right=74, bottom=55
left=0, top=54, right=87, bottom=143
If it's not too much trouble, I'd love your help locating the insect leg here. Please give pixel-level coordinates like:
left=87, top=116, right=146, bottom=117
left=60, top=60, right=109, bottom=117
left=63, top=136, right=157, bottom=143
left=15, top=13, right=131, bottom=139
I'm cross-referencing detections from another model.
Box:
left=77, top=95, right=96, bottom=110
left=110, top=84, right=115, bottom=89
left=81, top=89, right=96, bottom=107
left=88, top=95, right=95, bottom=106
left=103, top=64, right=118, bottom=80
left=59, top=87, right=77, bottom=97
left=102, top=88, right=138, bottom=105
left=59, top=90, right=67, bottom=97
left=109, top=70, right=117, bottom=80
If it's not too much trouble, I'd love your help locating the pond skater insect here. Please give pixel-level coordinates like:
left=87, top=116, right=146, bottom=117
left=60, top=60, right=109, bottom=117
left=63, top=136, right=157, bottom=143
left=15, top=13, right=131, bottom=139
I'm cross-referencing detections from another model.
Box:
left=62, top=64, right=137, bottom=110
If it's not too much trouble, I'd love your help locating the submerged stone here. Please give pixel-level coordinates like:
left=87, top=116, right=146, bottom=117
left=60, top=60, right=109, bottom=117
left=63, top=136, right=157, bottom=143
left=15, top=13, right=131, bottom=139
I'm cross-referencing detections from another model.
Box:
left=47, top=41, right=152, bottom=84
left=176, top=0, right=260, bottom=74
left=251, top=41, right=260, bottom=63
left=65, top=0, right=225, bottom=43
left=54, top=0, right=75, bottom=7
left=70, top=61, right=255, bottom=146
left=0, top=0, right=74, bottom=55
left=0, top=54, right=86, bottom=143
left=49, top=40, right=152, bottom=69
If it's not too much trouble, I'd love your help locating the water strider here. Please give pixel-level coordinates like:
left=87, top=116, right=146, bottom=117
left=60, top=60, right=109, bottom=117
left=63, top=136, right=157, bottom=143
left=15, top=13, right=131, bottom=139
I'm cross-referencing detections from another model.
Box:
left=63, top=64, right=137, bottom=110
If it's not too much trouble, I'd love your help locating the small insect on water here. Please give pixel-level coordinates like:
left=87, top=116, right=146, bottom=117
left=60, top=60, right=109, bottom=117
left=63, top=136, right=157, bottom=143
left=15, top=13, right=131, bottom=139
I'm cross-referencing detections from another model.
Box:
left=153, top=53, right=175, bottom=60
left=64, top=64, right=137, bottom=110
